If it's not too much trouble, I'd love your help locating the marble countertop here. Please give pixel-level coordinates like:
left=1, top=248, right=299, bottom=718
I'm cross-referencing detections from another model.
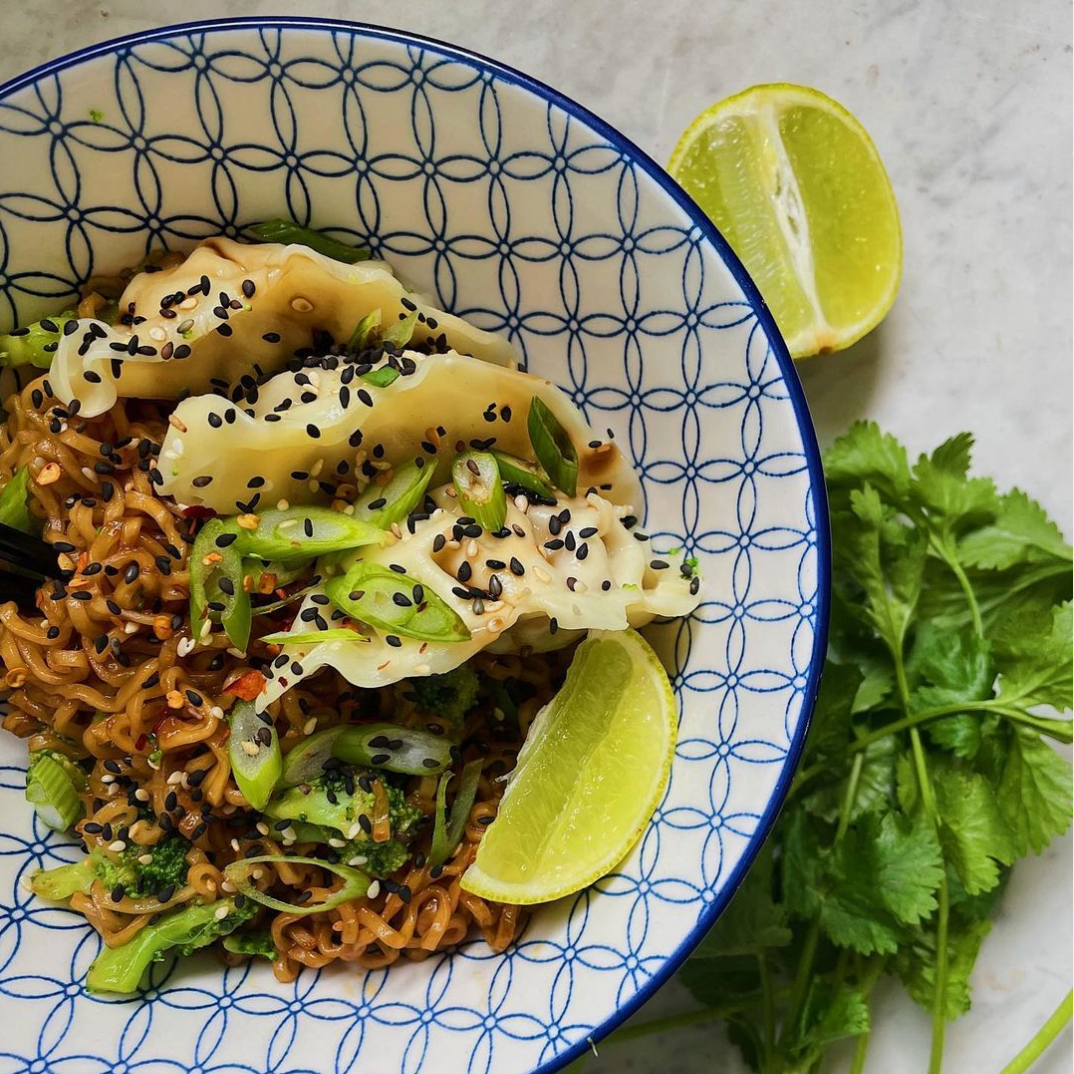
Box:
left=1, top=1, right=1069, bottom=1072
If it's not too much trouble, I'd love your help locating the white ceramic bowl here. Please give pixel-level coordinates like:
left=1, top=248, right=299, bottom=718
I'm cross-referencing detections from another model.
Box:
left=0, top=18, right=828, bottom=1074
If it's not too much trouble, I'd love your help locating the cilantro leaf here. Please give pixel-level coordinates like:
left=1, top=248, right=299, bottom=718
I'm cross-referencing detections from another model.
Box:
left=933, top=764, right=1015, bottom=895
left=895, top=916, right=992, bottom=1020
left=992, top=602, right=1072, bottom=712
left=791, top=982, right=870, bottom=1062
left=911, top=433, right=999, bottom=530
left=996, top=726, right=1073, bottom=855
left=802, top=662, right=863, bottom=767
left=959, top=489, right=1073, bottom=571
left=824, top=420, right=912, bottom=502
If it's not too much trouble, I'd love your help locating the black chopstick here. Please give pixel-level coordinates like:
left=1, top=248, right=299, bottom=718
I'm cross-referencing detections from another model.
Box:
left=0, top=566, right=43, bottom=612
left=0, top=521, right=58, bottom=580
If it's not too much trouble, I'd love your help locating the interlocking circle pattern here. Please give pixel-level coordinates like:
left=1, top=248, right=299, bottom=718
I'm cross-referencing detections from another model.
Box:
left=0, top=19, right=828, bottom=1074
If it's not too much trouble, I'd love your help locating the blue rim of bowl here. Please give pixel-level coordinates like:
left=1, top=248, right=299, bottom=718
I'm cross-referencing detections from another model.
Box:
left=0, top=17, right=831, bottom=1074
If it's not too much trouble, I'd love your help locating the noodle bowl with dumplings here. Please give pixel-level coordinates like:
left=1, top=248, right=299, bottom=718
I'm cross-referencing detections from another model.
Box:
left=0, top=225, right=701, bottom=993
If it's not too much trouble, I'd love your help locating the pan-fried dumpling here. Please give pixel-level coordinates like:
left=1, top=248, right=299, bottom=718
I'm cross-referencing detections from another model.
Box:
left=50, top=238, right=517, bottom=417
left=255, top=484, right=698, bottom=711
left=157, top=352, right=640, bottom=514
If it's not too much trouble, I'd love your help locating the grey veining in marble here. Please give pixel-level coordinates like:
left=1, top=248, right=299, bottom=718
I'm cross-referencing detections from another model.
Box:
left=0, top=2, right=1069, bottom=1072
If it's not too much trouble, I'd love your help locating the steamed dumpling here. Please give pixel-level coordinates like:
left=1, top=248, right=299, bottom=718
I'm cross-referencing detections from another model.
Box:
left=157, top=351, right=639, bottom=513
left=50, top=238, right=517, bottom=416
left=255, top=484, right=698, bottom=710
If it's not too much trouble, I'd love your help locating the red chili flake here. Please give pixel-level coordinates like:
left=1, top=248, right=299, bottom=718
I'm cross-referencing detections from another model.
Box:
left=135, top=734, right=148, bottom=751
left=224, top=669, right=267, bottom=700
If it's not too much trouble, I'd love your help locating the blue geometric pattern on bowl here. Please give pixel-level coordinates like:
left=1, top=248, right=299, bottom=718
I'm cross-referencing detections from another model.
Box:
left=0, top=19, right=829, bottom=1074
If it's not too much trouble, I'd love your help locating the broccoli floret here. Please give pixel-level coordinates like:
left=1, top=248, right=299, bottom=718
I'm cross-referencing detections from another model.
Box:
left=87, top=898, right=256, bottom=993
left=30, top=836, right=191, bottom=902
left=347, top=837, right=410, bottom=878
left=410, top=664, right=480, bottom=724
left=132, top=837, right=190, bottom=896
left=265, top=769, right=422, bottom=841
left=222, top=930, right=278, bottom=960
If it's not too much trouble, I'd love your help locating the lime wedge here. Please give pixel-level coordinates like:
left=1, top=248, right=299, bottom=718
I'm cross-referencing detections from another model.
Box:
left=460, top=628, right=675, bottom=905
left=669, top=83, right=902, bottom=358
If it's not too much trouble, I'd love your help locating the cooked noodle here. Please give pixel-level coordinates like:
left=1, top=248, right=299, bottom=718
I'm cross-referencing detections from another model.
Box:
left=0, top=378, right=550, bottom=976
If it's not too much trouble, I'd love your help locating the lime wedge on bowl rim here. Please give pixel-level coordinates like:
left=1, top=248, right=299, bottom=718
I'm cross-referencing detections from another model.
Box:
left=669, top=82, right=902, bottom=358
left=460, top=627, right=676, bottom=905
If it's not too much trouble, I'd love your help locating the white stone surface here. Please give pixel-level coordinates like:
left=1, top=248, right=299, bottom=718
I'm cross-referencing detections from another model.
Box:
left=0, top=2, right=1069, bottom=1072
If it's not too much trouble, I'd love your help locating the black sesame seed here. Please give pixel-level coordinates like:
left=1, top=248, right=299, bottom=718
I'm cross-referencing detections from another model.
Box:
left=385, top=635, right=402, bottom=648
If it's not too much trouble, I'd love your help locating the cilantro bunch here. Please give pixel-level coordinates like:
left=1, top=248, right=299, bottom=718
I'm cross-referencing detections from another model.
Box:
left=669, top=424, right=1073, bottom=1074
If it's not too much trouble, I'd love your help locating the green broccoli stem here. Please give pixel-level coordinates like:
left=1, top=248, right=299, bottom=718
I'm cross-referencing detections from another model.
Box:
left=87, top=898, right=252, bottom=993
left=31, top=857, right=96, bottom=900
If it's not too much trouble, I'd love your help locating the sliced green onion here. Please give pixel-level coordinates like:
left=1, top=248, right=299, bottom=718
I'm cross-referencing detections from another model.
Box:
left=243, top=558, right=306, bottom=592
left=251, top=581, right=321, bottom=617
left=361, top=365, right=401, bottom=388
left=191, top=518, right=250, bottom=650
left=0, top=311, right=78, bottom=369
left=87, top=898, right=254, bottom=994
left=452, top=451, right=507, bottom=531
left=260, top=627, right=369, bottom=645
left=326, top=563, right=470, bottom=643
left=0, top=466, right=36, bottom=533
left=247, top=219, right=370, bottom=264
left=490, top=450, right=555, bottom=499
left=278, top=722, right=453, bottom=789
left=430, top=759, right=484, bottom=867
left=223, top=855, right=370, bottom=915
left=227, top=701, right=282, bottom=811
left=25, top=752, right=85, bottom=831
left=348, top=309, right=382, bottom=350
left=222, top=931, right=278, bottom=960
left=353, top=458, right=435, bottom=529
left=527, top=397, right=578, bottom=496
left=333, top=722, right=454, bottom=775
left=382, top=310, right=418, bottom=347
left=237, top=506, right=384, bottom=564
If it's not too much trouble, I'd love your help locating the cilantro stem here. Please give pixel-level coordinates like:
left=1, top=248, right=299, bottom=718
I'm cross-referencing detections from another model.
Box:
left=930, top=533, right=983, bottom=638
left=758, top=953, right=776, bottom=1065
left=909, top=726, right=949, bottom=1074
left=846, top=703, right=1073, bottom=754
left=996, top=989, right=1073, bottom=1074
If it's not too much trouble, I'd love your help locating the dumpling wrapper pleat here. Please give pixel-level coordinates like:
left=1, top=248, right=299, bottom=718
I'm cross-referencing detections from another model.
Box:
left=51, top=237, right=517, bottom=417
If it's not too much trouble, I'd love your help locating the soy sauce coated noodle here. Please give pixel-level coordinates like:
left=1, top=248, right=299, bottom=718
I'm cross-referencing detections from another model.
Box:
left=0, top=377, right=546, bottom=977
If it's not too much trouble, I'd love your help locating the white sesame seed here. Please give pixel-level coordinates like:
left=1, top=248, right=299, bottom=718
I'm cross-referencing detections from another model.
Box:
left=125, top=622, right=139, bottom=635
left=347, top=855, right=368, bottom=867
left=138, top=853, right=154, bottom=865
left=277, top=499, right=290, bottom=510
left=167, top=770, right=184, bottom=785
left=100, top=773, right=114, bottom=784
left=514, top=495, right=529, bottom=512
left=135, top=788, right=150, bottom=802
left=346, top=822, right=364, bottom=840
left=108, top=840, right=126, bottom=853
left=176, top=637, right=195, bottom=657
left=240, top=740, right=260, bottom=756
left=210, top=706, right=224, bottom=719
left=220, top=879, right=237, bottom=893
left=328, top=837, right=346, bottom=848
left=230, top=838, right=241, bottom=852
left=466, top=539, right=478, bottom=558
left=149, top=326, right=168, bottom=341
left=256, top=822, right=269, bottom=836
left=179, top=296, right=197, bottom=310
left=214, top=904, right=229, bottom=920
left=366, top=880, right=381, bottom=900
left=311, top=459, right=324, bottom=477
left=199, top=619, right=212, bottom=639
left=251, top=868, right=264, bottom=880
left=303, top=717, right=318, bottom=736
